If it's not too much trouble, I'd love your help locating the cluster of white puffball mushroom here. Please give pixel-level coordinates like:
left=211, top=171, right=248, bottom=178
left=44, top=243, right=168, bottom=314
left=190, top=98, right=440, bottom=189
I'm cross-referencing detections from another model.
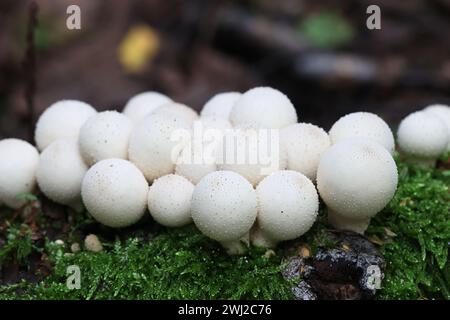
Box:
left=1, top=87, right=449, bottom=254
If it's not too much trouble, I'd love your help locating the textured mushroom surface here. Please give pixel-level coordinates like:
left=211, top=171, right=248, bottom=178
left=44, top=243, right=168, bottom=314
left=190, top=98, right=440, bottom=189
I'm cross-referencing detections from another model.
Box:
left=153, top=102, right=199, bottom=125
left=79, top=111, right=133, bottom=166
left=329, top=112, right=395, bottom=154
left=35, top=100, right=97, bottom=151
left=191, top=171, right=257, bottom=242
left=81, top=159, right=148, bottom=228
left=0, top=139, right=39, bottom=209
left=200, top=92, right=241, bottom=120
left=122, top=91, right=172, bottom=124
left=423, top=104, right=450, bottom=150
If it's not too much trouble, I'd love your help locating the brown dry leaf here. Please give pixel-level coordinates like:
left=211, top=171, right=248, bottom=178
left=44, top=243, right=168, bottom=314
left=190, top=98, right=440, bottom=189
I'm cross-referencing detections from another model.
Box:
left=384, top=227, right=397, bottom=237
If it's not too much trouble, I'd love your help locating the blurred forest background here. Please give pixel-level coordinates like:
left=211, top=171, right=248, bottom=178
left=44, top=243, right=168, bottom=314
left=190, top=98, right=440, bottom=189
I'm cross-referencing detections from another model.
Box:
left=1, top=0, right=449, bottom=141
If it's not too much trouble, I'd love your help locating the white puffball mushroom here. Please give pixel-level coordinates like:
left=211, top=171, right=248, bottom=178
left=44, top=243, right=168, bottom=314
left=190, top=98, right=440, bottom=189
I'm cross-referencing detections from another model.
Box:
left=252, top=170, right=319, bottom=248
left=35, top=100, right=97, bottom=151
left=229, top=87, right=297, bottom=129
left=200, top=92, right=241, bottom=120
left=128, top=113, right=190, bottom=182
left=36, top=139, right=88, bottom=211
left=329, top=112, right=395, bottom=155
left=281, top=123, right=331, bottom=181
left=148, top=174, right=194, bottom=227
left=195, top=116, right=233, bottom=132
left=397, top=111, right=449, bottom=166
left=122, top=91, right=172, bottom=124
left=79, top=111, right=133, bottom=166
left=191, top=171, right=257, bottom=254
left=152, top=102, right=199, bottom=125
left=0, top=139, right=39, bottom=209
left=216, top=127, right=287, bottom=186
left=317, top=139, right=398, bottom=234
left=423, top=104, right=450, bottom=150
left=81, top=159, right=148, bottom=228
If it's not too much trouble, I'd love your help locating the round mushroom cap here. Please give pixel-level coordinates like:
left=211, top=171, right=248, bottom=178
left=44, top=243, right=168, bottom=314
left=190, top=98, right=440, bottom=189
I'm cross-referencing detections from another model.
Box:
left=216, top=127, right=287, bottom=186
left=256, top=170, right=319, bottom=242
left=152, top=102, right=199, bottom=125
left=191, top=171, right=257, bottom=242
left=128, top=113, right=190, bottom=182
left=122, top=91, right=172, bottom=124
left=37, top=139, right=88, bottom=206
left=281, top=123, right=330, bottom=181
left=200, top=92, right=241, bottom=120
left=148, top=174, right=194, bottom=227
left=0, top=139, right=39, bottom=209
left=317, top=138, right=398, bottom=220
left=81, top=159, right=148, bottom=228
left=79, top=111, right=133, bottom=166
left=397, top=111, right=449, bottom=158
left=229, top=87, right=298, bottom=129
left=329, top=112, right=395, bottom=154
left=195, top=116, right=233, bottom=133
left=35, top=100, right=97, bottom=151
left=423, top=104, right=450, bottom=150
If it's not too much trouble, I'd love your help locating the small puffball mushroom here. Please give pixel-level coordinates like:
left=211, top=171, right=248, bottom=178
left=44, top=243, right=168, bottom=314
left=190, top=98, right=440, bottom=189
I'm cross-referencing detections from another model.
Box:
left=200, top=92, right=241, bottom=120
left=0, top=139, right=39, bottom=209
left=81, top=159, right=148, bottom=228
left=35, top=100, right=97, bottom=151
left=79, top=111, right=133, bottom=166
left=191, top=171, right=257, bottom=254
left=36, top=139, right=88, bottom=211
left=252, top=170, right=319, bottom=248
left=122, top=91, right=172, bottom=124
left=397, top=111, right=449, bottom=166
left=423, top=104, right=450, bottom=150
left=281, top=123, right=330, bottom=181
left=229, top=87, right=297, bottom=129
left=128, top=113, right=190, bottom=182
left=152, top=102, right=199, bottom=125
left=148, top=174, right=194, bottom=227
left=216, top=127, right=287, bottom=186
left=195, top=116, right=233, bottom=132
left=329, top=112, right=395, bottom=155
left=317, top=139, right=398, bottom=234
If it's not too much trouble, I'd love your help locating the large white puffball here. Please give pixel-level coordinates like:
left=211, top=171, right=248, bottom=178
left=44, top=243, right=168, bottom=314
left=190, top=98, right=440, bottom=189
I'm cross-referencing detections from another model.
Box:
left=423, top=104, right=450, bottom=150
left=79, top=111, right=133, bottom=166
left=0, top=139, right=39, bottom=209
left=81, top=159, right=148, bottom=228
left=229, top=87, right=297, bottom=129
left=281, top=123, right=330, bottom=181
left=200, top=92, right=241, bottom=120
left=255, top=171, right=319, bottom=245
left=35, top=100, right=97, bottom=151
left=36, top=139, right=88, bottom=208
left=191, top=171, right=257, bottom=242
left=329, top=112, right=395, bottom=155
left=128, top=114, right=190, bottom=182
left=148, top=174, right=194, bottom=227
left=397, top=111, right=448, bottom=160
left=152, top=102, right=199, bottom=125
left=317, top=139, right=398, bottom=221
left=122, top=91, right=172, bottom=124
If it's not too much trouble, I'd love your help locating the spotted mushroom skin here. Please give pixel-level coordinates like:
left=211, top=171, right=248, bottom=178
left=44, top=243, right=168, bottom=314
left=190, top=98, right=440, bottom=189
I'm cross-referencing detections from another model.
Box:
left=423, top=104, right=450, bottom=151
left=329, top=112, right=395, bottom=155
left=79, top=111, right=133, bottom=166
left=122, top=91, right=172, bottom=124
left=36, top=139, right=88, bottom=207
left=281, top=123, right=331, bottom=181
left=148, top=174, right=194, bottom=227
left=191, top=171, right=257, bottom=243
left=35, top=100, right=97, bottom=151
left=317, top=139, right=398, bottom=232
left=0, top=139, right=39, bottom=209
left=200, top=92, right=242, bottom=120
left=152, top=102, right=199, bottom=125
left=254, top=170, right=319, bottom=247
left=128, top=113, right=190, bottom=182
left=229, top=87, right=298, bottom=129
left=81, top=159, right=148, bottom=228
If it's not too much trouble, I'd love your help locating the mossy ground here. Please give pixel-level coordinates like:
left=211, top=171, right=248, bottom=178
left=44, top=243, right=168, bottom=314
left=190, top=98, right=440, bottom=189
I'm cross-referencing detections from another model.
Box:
left=0, top=156, right=448, bottom=300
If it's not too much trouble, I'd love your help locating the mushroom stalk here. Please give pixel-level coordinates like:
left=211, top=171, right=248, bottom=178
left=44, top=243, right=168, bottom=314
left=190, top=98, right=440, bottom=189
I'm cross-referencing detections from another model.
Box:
left=220, top=234, right=250, bottom=255
left=250, top=225, right=277, bottom=249
left=327, top=209, right=371, bottom=234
